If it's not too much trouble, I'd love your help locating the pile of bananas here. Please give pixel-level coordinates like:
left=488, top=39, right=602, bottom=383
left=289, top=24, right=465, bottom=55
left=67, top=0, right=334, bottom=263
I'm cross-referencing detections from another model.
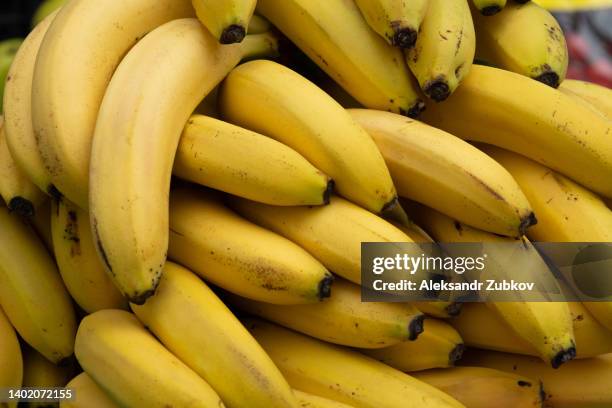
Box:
left=1, top=0, right=611, bottom=407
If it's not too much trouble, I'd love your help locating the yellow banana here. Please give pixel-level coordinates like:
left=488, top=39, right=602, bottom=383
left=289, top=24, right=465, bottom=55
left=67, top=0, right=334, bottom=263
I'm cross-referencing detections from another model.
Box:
left=293, top=390, right=354, bottom=408
left=471, top=0, right=507, bottom=15
left=245, top=318, right=466, bottom=408
left=21, top=347, right=74, bottom=406
left=29, top=197, right=53, bottom=252
left=0, top=306, right=22, bottom=408
left=169, top=188, right=333, bottom=304
left=406, top=0, right=476, bottom=101
left=75, top=310, right=224, bottom=408
left=248, top=14, right=272, bottom=34
left=227, top=278, right=424, bottom=348
left=173, top=115, right=332, bottom=206
left=363, top=318, right=465, bottom=372
left=131, top=262, right=299, bottom=408
left=559, top=79, right=612, bottom=120
left=353, top=0, right=429, bottom=48
left=420, top=64, right=612, bottom=198
left=192, top=0, right=256, bottom=43
left=255, top=0, right=424, bottom=115
left=50, top=199, right=127, bottom=313
left=62, top=373, right=118, bottom=408
left=0, top=203, right=76, bottom=364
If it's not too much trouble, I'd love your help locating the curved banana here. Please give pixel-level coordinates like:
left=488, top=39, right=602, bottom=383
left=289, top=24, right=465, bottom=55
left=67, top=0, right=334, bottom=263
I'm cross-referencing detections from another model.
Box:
left=350, top=109, right=535, bottom=237
left=227, top=278, right=424, bottom=348
left=0, top=306, right=22, bottom=407
left=353, top=0, right=429, bottom=48
left=420, top=64, right=612, bottom=199
left=406, top=0, right=475, bottom=101
left=473, top=1, right=568, bottom=87
left=51, top=199, right=127, bottom=313
left=75, top=310, right=224, bottom=408
left=471, top=0, right=507, bottom=15
left=192, top=0, right=256, bottom=43
left=0, top=204, right=76, bottom=364
left=62, top=373, right=118, bottom=408
left=559, top=79, right=612, bottom=120
left=363, top=318, right=465, bottom=372
left=248, top=14, right=272, bottom=34
left=169, top=188, right=333, bottom=304
left=255, top=0, right=424, bottom=115
left=293, top=390, right=354, bottom=408
left=245, top=318, right=466, bottom=408
left=174, top=115, right=332, bottom=206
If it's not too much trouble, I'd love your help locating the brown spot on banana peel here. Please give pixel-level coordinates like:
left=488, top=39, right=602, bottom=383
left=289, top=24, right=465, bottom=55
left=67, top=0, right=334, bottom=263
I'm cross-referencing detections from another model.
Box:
left=7, top=197, right=35, bottom=218
left=408, top=314, right=425, bottom=340
left=449, top=343, right=465, bottom=365
left=538, top=381, right=547, bottom=406
left=48, top=184, right=63, bottom=201
left=517, top=380, right=532, bottom=387
left=64, top=209, right=82, bottom=257
left=550, top=344, right=576, bottom=369
left=220, top=24, right=246, bottom=44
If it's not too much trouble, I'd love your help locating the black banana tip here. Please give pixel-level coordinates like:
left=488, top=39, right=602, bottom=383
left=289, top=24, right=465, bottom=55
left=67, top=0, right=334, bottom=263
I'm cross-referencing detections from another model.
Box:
left=445, top=302, right=463, bottom=317
left=323, top=179, right=335, bottom=205
left=400, top=100, right=426, bottom=118
left=425, top=81, right=451, bottom=102
left=128, top=284, right=159, bottom=306
left=519, top=212, right=538, bottom=236
left=317, top=273, right=334, bottom=300
left=393, top=28, right=417, bottom=49
left=535, top=71, right=560, bottom=88
left=220, top=24, right=246, bottom=44
left=408, top=315, right=425, bottom=340
left=449, top=343, right=466, bottom=365
left=481, top=5, right=503, bottom=15
left=551, top=346, right=576, bottom=369
left=8, top=197, right=35, bottom=218
left=47, top=184, right=63, bottom=201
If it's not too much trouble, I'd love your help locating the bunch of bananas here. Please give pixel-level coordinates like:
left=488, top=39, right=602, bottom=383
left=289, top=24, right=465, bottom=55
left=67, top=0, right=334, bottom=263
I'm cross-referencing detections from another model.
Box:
left=0, top=0, right=611, bottom=407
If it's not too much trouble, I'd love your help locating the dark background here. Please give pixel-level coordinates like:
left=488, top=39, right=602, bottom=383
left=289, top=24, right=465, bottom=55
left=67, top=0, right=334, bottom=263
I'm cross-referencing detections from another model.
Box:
left=0, top=0, right=42, bottom=40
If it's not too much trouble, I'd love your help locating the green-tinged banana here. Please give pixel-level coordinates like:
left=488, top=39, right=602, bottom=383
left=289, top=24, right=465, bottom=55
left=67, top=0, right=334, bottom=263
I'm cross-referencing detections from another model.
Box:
left=75, top=310, right=224, bottom=408
left=0, top=306, right=22, bottom=407
left=131, top=262, right=299, bottom=408
left=30, top=197, right=52, bottom=252
left=174, top=115, right=332, bottom=206
left=406, top=0, right=476, bottom=101
left=461, top=350, right=612, bottom=408
left=229, top=195, right=418, bottom=284
left=0, top=204, right=76, bottom=364
left=471, top=0, right=507, bottom=15
left=0, top=38, right=22, bottom=113
left=353, top=0, right=429, bottom=48
left=363, top=318, right=465, bottom=372
left=412, top=366, right=544, bottom=408
left=169, top=188, right=333, bottom=304
left=0, top=116, right=45, bottom=216
left=473, top=1, right=567, bottom=87
left=293, top=390, right=354, bottom=408
left=220, top=60, right=400, bottom=216
left=192, top=0, right=256, bottom=43
left=22, top=346, right=74, bottom=408
left=61, top=373, right=118, bottom=408
left=246, top=319, right=466, bottom=408
left=350, top=109, right=535, bottom=237
left=51, top=199, right=127, bottom=313
left=420, top=64, right=612, bottom=198
left=3, top=12, right=56, bottom=197
left=89, top=20, right=275, bottom=305
left=559, top=79, right=612, bottom=120
left=255, top=0, right=424, bottom=115
left=226, top=278, right=424, bottom=348
left=248, top=14, right=272, bottom=34
left=32, top=0, right=66, bottom=27
left=452, top=302, right=612, bottom=359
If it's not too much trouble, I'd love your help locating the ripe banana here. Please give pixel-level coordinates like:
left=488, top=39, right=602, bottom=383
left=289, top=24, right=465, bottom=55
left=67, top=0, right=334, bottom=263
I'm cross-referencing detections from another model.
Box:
left=0, top=203, right=76, bottom=364
left=29, top=197, right=53, bottom=252
left=0, top=39, right=21, bottom=113
left=131, top=262, right=299, bottom=408
left=89, top=20, right=273, bottom=304
left=293, top=390, right=353, bottom=408
left=473, top=0, right=568, bottom=87
left=0, top=117, right=45, bottom=216
left=420, top=64, right=612, bottom=199
left=350, top=109, right=535, bottom=237
left=62, top=373, right=118, bottom=408
left=406, top=0, right=476, bottom=101
left=559, top=79, right=612, bottom=120
left=247, top=14, right=272, bottom=34
left=169, top=188, right=333, bottom=304
left=452, top=302, right=612, bottom=359
left=353, top=0, right=429, bottom=48
left=0, top=306, right=22, bottom=408
left=226, top=278, right=424, bottom=348
left=174, top=115, right=332, bottom=206
left=471, top=0, right=507, bottom=15
left=245, top=318, right=466, bottom=408
left=50, top=199, right=127, bottom=313
left=192, top=0, right=256, bottom=44
left=412, top=366, right=544, bottom=408
left=255, top=0, right=424, bottom=115
left=363, top=318, right=465, bottom=372
left=75, top=310, right=224, bottom=408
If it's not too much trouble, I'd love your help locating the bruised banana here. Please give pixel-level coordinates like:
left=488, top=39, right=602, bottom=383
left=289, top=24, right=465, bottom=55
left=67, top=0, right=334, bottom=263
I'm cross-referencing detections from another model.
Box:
left=192, top=0, right=256, bottom=44
left=559, top=79, right=612, bottom=120
left=62, top=372, right=118, bottom=408
left=0, top=306, right=22, bottom=407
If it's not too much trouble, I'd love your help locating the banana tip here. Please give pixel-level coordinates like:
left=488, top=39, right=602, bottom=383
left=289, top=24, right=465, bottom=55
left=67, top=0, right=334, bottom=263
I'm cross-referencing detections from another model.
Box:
left=519, top=212, right=538, bottom=236
left=220, top=24, right=246, bottom=44
left=445, top=302, right=463, bottom=317
left=481, top=5, right=503, bottom=16
left=449, top=343, right=465, bottom=365
left=392, top=28, right=417, bottom=49
left=550, top=345, right=576, bottom=369
left=317, top=273, right=334, bottom=300
left=425, top=81, right=451, bottom=102
left=128, top=284, right=160, bottom=306
left=48, top=184, right=63, bottom=201
left=8, top=197, right=35, bottom=218
left=323, top=179, right=335, bottom=205
left=535, top=71, right=560, bottom=89
left=408, top=314, right=425, bottom=340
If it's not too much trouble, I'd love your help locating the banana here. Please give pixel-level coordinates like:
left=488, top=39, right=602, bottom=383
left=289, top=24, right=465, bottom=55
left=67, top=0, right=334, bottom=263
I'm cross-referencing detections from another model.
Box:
left=462, top=350, right=612, bottom=408
left=471, top=0, right=507, bottom=15
left=245, top=318, right=466, bottom=408
left=406, top=0, right=476, bottom=101
left=174, top=115, right=333, bottom=206
left=0, top=306, right=22, bottom=408
left=32, top=0, right=66, bottom=27
left=350, top=109, right=535, bottom=237
left=3, top=11, right=56, bottom=197
left=220, top=60, right=401, bottom=216
left=452, top=302, right=612, bottom=359
left=75, top=310, right=224, bottom=408
left=248, top=14, right=272, bottom=34
left=0, top=116, right=45, bottom=216
left=192, top=0, right=256, bottom=43
left=353, top=0, right=429, bottom=48
left=21, top=347, right=74, bottom=407
left=51, top=199, right=127, bottom=313
left=0, top=203, right=76, bottom=364
left=420, top=64, right=612, bottom=199
left=30, top=197, right=53, bottom=252
left=0, top=39, right=21, bottom=113
left=293, top=390, right=354, bottom=408
left=62, top=373, right=118, bottom=408
left=89, top=20, right=275, bottom=304
left=412, top=366, right=544, bottom=408
left=229, top=195, right=418, bottom=284
left=255, top=0, right=424, bottom=115
left=473, top=1, right=568, bottom=87
left=559, top=79, right=612, bottom=120
left=363, top=318, right=465, bottom=372
left=169, top=188, right=333, bottom=304
left=226, top=278, right=424, bottom=348
left=131, top=261, right=299, bottom=408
